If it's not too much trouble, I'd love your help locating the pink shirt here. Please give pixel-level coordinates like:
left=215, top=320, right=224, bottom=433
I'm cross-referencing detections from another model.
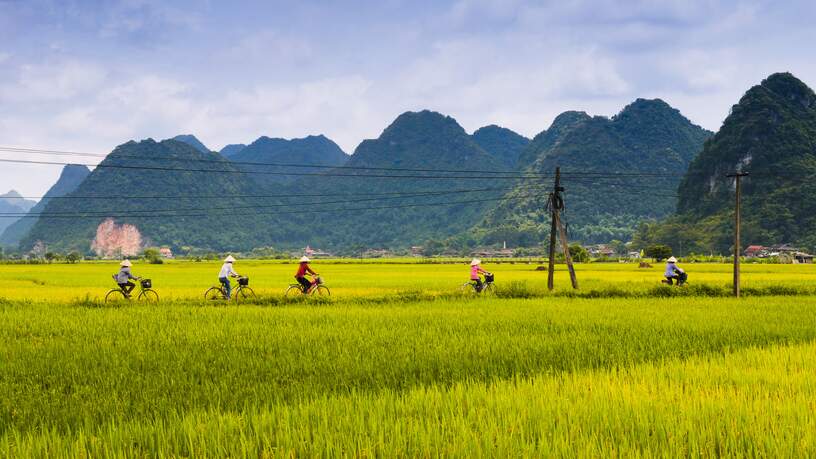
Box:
left=471, top=265, right=482, bottom=280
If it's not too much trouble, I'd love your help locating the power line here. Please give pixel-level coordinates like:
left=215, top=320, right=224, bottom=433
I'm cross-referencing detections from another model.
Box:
left=0, top=185, right=539, bottom=201
left=0, top=157, right=555, bottom=180
left=0, top=146, right=549, bottom=178
left=0, top=192, right=546, bottom=220
left=0, top=185, right=553, bottom=217
left=0, top=146, right=686, bottom=178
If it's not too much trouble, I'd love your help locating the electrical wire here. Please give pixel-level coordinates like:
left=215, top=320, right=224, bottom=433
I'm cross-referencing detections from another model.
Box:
left=0, top=184, right=547, bottom=201
left=0, top=185, right=554, bottom=217
left=0, top=146, right=686, bottom=178
left=0, top=157, right=557, bottom=180
left=0, top=191, right=548, bottom=220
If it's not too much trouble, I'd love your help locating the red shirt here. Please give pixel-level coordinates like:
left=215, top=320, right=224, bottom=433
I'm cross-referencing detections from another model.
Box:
left=295, top=263, right=316, bottom=278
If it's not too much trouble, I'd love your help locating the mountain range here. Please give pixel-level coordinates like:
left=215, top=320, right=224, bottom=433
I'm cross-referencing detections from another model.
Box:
left=7, top=72, right=815, bottom=255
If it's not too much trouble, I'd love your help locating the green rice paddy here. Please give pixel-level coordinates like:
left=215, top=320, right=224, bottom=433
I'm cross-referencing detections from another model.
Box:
left=1, top=261, right=815, bottom=456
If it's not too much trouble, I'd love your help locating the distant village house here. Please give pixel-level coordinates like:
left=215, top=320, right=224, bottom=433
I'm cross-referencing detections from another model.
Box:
left=300, top=245, right=333, bottom=258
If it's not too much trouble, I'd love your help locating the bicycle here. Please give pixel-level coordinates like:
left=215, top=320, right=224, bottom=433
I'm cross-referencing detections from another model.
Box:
left=285, top=275, right=330, bottom=297
left=460, top=273, right=495, bottom=295
left=205, top=276, right=256, bottom=302
left=105, top=278, right=159, bottom=303
left=661, top=271, right=689, bottom=286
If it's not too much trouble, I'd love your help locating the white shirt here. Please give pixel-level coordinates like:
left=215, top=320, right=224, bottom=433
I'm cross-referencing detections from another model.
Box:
left=219, top=262, right=237, bottom=278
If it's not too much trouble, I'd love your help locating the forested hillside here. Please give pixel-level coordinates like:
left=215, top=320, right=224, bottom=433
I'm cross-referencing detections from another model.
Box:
left=636, top=72, right=816, bottom=253
left=480, top=99, right=712, bottom=244
left=286, top=110, right=510, bottom=249
left=170, top=135, right=211, bottom=154
left=21, top=140, right=272, bottom=252
left=230, top=135, right=348, bottom=188
left=471, top=125, right=529, bottom=169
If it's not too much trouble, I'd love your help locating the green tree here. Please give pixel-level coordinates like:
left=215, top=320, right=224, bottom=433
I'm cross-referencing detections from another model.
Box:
left=66, top=251, right=82, bottom=264
left=143, top=248, right=163, bottom=264
left=645, top=244, right=673, bottom=261
left=568, top=243, right=590, bottom=263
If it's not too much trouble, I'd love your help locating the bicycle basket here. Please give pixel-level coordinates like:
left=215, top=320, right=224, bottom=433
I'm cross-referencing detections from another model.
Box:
left=314, top=276, right=323, bottom=285
left=484, top=273, right=494, bottom=283
left=140, top=279, right=152, bottom=289
left=238, top=277, right=249, bottom=286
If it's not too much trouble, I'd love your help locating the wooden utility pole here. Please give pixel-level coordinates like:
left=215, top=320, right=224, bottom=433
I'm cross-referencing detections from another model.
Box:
left=547, top=167, right=579, bottom=290
left=728, top=172, right=749, bottom=297
left=546, top=169, right=559, bottom=290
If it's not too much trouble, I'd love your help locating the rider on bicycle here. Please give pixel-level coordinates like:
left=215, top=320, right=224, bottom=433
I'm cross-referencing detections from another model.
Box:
left=664, top=256, right=686, bottom=285
left=295, top=256, right=318, bottom=293
left=470, top=258, right=490, bottom=292
left=219, top=255, right=241, bottom=299
left=115, top=259, right=141, bottom=298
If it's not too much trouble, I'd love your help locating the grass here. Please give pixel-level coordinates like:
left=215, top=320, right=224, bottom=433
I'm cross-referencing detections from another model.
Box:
left=2, top=295, right=816, bottom=456
left=6, top=341, right=815, bottom=457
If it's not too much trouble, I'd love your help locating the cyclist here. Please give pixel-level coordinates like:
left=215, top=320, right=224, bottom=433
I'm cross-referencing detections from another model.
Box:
left=664, top=256, right=686, bottom=285
left=295, top=256, right=318, bottom=293
left=219, top=255, right=241, bottom=299
left=115, top=259, right=141, bottom=298
left=470, top=258, right=491, bottom=293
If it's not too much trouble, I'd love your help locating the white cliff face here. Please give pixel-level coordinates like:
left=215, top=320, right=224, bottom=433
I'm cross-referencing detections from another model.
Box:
left=91, top=218, right=143, bottom=258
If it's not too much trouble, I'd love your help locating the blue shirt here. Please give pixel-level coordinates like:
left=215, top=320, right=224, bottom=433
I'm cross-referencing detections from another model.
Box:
left=665, top=262, right=684, bottom=277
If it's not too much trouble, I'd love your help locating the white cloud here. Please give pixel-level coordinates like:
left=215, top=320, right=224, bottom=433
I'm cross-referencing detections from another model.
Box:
left=0, top=60, right=107, bottom=103
left=2, top=0, right=816, bottom=197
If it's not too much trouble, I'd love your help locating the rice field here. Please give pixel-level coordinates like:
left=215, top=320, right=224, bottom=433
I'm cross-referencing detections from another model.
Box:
left=2, top=260, right=816, bottom=456
left=1, top=259, right=816, bottom=301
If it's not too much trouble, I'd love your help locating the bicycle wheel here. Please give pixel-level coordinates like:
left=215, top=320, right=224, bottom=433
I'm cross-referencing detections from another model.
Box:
left=204, top=287, right=225, bottom=301
left=234, top=287, right=256, bottom=302
left=138, top=289, right=159, bottom=303
left=460, top=282, right=476, bottom=295
left=481, top=283, right=495, bottom=295
left=285, top=285, right=304, bottom=298
left=313, top=285, right=330, bottom=296
left=105, top=289, right=127, bottom=303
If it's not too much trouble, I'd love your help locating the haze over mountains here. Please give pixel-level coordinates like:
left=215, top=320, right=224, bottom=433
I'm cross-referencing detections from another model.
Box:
left=5, top=72, right=815, bottom=255
left=0, top=165, right=90, bottom=247
left=0, top=191, right=37, bottom=237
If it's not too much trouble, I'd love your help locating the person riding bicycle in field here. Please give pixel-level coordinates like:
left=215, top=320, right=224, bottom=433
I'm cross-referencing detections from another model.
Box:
left=219, top=255, right=241, bottom=299
left=470, top=258, right=491, bottom=292
left=664, top=256, right=687, bottom=285
left=115, top=259, right=141, bottom=298
left=295, top=256, right=318, bottom=293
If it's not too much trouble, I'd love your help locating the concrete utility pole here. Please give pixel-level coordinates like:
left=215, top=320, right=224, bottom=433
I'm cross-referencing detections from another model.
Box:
left=727, top=172, right=749, bottom=298
left=547, top=167, right=579, bottom=290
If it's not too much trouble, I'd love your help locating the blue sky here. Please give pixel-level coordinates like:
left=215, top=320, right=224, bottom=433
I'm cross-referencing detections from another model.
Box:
left=1, top=0, right=816, bottom=196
